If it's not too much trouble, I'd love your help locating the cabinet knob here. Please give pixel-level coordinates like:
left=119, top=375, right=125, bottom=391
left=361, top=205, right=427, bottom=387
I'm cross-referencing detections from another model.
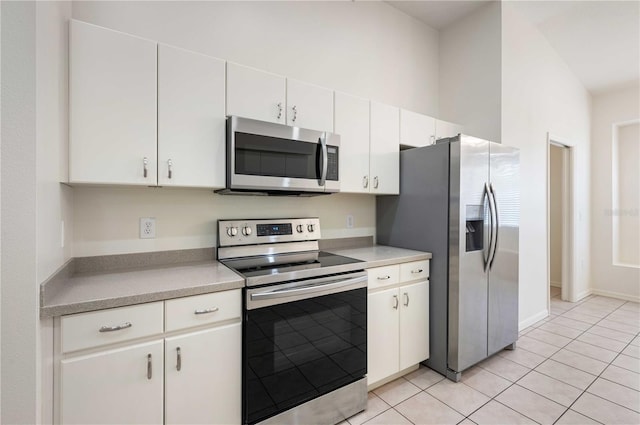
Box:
left=393, top=295, right=399, bottom=310
left=430, top=135, right=436, bottom=145
left=292, top=105, right=298, bottom=123
left=167, top=159, right=173, bottom=179
left=363, top=176, right=369, bottom=189
left=143, top=157, right=149, bottom=178
left=176, top=347, right=181, bottom=372
left=373, top=176, right=379, bottom=189
left=99, top=322, right=132, bottom=333
left=277, top=103, right=283, bottom=120
left=404, top=292, right=410, bottom=307
left=147, top=354, right=153, bottom=380
left=377, top=275, right=391, bottom=280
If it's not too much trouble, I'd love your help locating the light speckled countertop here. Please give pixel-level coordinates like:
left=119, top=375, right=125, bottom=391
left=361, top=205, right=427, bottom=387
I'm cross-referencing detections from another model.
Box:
left=40, top=244, right=431, bottom=318
left=41, top=261, right=243, bottom=318
left=327, top=245, right=431, bottom=268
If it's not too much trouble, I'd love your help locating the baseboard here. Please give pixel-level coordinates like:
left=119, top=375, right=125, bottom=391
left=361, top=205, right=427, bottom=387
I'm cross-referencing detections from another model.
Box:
left=572, top=288, right=593, bottom=303
left=519, top=309, right=549, bottom=331
left=550, top=281, right=562, bottom=288
left=591, top=288, right=640, bottom=303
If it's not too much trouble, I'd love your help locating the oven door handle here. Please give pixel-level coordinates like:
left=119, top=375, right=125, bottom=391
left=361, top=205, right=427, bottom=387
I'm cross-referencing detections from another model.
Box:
left=250, top=275, right=367, bottom=303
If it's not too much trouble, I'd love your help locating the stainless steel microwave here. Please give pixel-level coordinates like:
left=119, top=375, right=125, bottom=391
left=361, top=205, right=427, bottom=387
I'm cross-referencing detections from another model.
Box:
left=221, top=116, right=340, bottom=195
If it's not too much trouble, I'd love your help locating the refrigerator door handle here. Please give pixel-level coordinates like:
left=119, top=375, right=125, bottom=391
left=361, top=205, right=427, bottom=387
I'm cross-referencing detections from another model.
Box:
left=483, top=182, right=495, bottom=271
left=489, top=183, right=499, bottom=269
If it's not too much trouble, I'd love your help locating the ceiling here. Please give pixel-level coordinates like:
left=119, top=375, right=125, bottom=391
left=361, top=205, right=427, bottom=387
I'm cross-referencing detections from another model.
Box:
left=386, top=0, right=640, bottom=94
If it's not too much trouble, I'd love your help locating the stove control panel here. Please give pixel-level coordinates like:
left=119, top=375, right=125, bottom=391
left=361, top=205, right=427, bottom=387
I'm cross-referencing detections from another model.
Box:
left=218, top=218, right=321, bottom=247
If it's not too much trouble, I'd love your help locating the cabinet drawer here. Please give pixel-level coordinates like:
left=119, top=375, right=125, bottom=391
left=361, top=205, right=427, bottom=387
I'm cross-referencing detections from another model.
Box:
left=61, top=302, right=164, bottom=353
left=367, top=265, right=400, bottom=289
left=164, top=289, right=241, bottom=333
left=400, top=260, right=430, bottom=282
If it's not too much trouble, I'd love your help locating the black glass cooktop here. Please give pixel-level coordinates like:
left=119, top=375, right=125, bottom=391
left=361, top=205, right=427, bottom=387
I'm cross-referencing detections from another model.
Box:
left=221, top=251, right=363, bottom=279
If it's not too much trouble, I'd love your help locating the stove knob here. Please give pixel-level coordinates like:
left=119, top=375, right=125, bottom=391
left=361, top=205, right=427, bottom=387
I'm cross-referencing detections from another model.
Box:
left=242, top=226, right=252, bottom=236
left=227, top=227, right=238, bottom=237
left=296, top=224, right=304, bottom=233
left=307, top=224, right=315, bottom=233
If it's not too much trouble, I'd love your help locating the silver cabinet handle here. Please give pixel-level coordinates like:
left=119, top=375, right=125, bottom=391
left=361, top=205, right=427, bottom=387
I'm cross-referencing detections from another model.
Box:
left=377, top=275, right=391, bottom=280
left=393, top=295, right=399, bottom=309
left=99, top=322, right=132, bottom=333
left=176, top=347, right=181, bottom=371
left=363, top=175, right=369, bottom=188
left=291, top=105, right=298, bottom=122
left=143, top=157, right=149, bottom=178
left=194, top=307, right=219, bottom=315
left=147, top=354, right=152, bottom=380
left=411, top=269, right=423, bottom=274
left=277, top=102, right=283, bottom=120
left=430, top=135, right=436, bottom=145
left=404, top=292, right=409, bottom=307
left=373, top=176, right=379, bottom=189
left=167, top=159, right=173, bottom=179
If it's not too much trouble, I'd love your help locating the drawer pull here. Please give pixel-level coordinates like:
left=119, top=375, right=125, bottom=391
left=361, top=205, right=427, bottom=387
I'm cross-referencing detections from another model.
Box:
left=377, top=275, right=391, bottom=280
left=98, top=322, right=132, bottom=333
left=194, top=307, right=219, bottom=315
left=147, top=354, right=152, bottom=380
left=411, top=269, right=424, bottom=274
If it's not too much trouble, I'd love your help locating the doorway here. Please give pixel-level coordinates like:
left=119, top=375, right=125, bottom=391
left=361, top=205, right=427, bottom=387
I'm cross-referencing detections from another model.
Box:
left=547, top=135, right=574, bottom=306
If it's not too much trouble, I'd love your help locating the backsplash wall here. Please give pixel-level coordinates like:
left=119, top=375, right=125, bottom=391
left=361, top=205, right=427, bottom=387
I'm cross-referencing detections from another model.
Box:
left=72, top=187, right=375, bottom=257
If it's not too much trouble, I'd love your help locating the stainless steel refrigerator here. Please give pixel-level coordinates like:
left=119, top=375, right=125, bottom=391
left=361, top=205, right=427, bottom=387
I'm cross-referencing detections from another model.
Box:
left=377, top=134, right=519, bottom=381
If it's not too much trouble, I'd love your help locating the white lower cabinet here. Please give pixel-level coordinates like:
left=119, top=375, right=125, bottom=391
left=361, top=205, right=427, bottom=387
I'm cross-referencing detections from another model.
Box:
left=165, top=323, right=241, bottom=425
left=367, top=261, right=430, bottom=388
left=56, top=290, right=242, bottom=425
left=60, top=340, right=164, bottom=425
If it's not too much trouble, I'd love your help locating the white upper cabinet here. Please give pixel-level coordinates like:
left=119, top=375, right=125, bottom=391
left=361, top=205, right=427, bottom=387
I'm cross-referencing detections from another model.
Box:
left=435, top=119, right=464, bottom=141
left=226, top=62, right=286, bottom=124
left=70, top=20, right=157, bottom=185
left=334, top=92, right=370, bottom=193
left=158, top=44, right=226, bottom=188
left=370, top=101, right=400, bottom=195
left=286, top=79, right=334, bottom=131
left=400, top=109, right=436, bottom=148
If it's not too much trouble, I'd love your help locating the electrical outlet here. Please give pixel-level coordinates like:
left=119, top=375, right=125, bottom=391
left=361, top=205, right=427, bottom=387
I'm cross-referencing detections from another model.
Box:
left=140, top=217, right=156, bottom=239
left=346, top=214, right=354, bottom=229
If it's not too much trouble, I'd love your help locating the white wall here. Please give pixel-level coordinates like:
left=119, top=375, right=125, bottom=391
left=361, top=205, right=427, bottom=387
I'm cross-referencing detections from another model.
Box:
left=1, top=1, right=39, bottom=422
left=615, top=122, right=639, bottom=266
left=69, top=0, right=440, bottom=257
left=73, top=189, right=375, bottom=257
left=591, top=85, right=640, bottom=301
left=439, top=1, right=501, bottom=142
left=549, top=145, right=563, bottom=286
left=502, top=3, right=592, bottom=327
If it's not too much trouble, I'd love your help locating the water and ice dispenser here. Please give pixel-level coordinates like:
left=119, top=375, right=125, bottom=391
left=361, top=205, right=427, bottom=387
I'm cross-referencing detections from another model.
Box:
left=465, top=205, right=484, bottom=252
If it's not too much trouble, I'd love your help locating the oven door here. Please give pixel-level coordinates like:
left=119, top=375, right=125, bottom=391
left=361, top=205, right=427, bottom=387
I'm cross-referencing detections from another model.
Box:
left=228, top=116, right=340, bottom=193
left=244, top=272, right=367, bottom=424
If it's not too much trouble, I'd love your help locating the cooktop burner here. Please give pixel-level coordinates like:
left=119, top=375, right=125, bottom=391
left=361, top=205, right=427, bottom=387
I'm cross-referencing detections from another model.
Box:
left=221, top=251, right=362, bottom=279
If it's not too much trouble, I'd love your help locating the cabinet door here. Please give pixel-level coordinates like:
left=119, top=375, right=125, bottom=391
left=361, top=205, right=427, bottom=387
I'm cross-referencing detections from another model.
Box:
left=334, top=92, right=370, bottom=193
left=399, top=281, right=430, bottom=370
left=400, top=109, right=436, bottom=148
left=370, top=102, right=400, bottom=195
left=367, top=288, right=400, bottom=386
left=70, top=20, right=157, bottom=185
left=60, top=340, right=163, bottom=424
left=226, top=62, right=286, bottom=124
left=286, top=79, right=333, bottom=131
left=158, top=45, right=226, bottom=188
left=165, top=323, right=241, bottom=425
left=435, top=119, right=464, bottom=140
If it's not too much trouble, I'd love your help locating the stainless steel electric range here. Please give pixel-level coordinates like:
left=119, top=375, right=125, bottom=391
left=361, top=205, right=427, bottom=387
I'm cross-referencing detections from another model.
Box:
left=218, top=218, right=367, bottom=425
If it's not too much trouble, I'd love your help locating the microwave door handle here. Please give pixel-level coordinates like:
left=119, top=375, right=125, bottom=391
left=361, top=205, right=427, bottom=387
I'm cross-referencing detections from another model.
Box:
left=319, top=134, right=328, bottom=187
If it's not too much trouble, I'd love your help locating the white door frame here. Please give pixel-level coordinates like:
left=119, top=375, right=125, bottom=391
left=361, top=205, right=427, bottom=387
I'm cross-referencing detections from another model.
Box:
left=546, top=133, right=576, bottom=306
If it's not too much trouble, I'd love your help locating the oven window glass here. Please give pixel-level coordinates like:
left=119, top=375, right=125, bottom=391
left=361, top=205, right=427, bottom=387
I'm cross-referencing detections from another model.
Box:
left=235, top=132, right=322, bottom=179
left=244, top=288, right=367, bottom=424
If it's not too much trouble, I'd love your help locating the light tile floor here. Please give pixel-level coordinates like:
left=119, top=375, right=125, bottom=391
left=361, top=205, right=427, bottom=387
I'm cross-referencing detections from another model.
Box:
left=345, top=289, right=640, bottom=424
